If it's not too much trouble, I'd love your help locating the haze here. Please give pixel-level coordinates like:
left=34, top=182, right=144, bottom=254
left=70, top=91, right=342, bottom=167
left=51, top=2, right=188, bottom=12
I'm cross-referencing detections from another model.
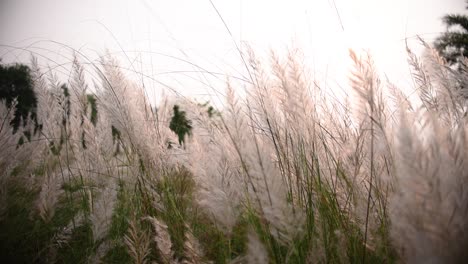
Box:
left=0, top=0, right=466, bottom=101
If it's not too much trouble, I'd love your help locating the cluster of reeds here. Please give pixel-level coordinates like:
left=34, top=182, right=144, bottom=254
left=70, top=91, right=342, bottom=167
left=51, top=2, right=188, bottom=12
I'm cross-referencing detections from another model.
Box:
left=0, top=39, right=467, bottom=263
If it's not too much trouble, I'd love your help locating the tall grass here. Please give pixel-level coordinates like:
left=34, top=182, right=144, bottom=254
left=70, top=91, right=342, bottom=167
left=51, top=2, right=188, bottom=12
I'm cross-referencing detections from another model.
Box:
left=0, top=40, right=467, bottom=263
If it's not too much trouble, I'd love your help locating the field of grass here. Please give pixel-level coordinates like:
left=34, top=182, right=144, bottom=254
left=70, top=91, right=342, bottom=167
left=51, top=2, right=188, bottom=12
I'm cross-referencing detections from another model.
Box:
left=1, top=40, right=468, bottom=263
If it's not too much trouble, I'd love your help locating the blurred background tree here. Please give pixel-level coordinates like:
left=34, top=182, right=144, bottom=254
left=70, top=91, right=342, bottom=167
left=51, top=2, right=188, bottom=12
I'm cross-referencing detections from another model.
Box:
left=0, top=61, right=37, bottom=132
left=434, top=1, right=468, bottom=66
left=169, top=105, right=192, bottom=146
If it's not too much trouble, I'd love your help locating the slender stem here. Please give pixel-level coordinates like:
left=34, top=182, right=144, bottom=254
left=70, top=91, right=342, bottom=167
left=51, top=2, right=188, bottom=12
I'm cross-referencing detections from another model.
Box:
left=363, top=82, right=375, bottom=263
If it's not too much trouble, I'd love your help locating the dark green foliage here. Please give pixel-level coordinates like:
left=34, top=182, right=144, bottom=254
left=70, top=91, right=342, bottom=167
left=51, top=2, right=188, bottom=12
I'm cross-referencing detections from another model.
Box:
left=111, top=125, right=123, bottom=155
left=104, top=181, right=132, bottom=263
left=0, top=175, right=90, bottom=264
left=0, top=62, right=38, bottom=132
left=154, top=167, right=247, bottom=263
left=60, top=84, right=71, bottom=126
left=0, top=183, right=41, bottom=263
left=191, top=214, right=248, bottom=263
left=207, top=106, right=215, bottom=117
left=199, top=101, right=219, bottom=118
left=55, top=223, right=94, bottom=264
left=169, top=105, right=192, bottom=145
left=80, top=94, right=98, bottom=149
left=111, top=125, right=121, bottom=142
left=434, top=2, right=468, bottom=65
left=86, top=94, right=98, bottom=126
left=158, top=170, right=192, bottom=260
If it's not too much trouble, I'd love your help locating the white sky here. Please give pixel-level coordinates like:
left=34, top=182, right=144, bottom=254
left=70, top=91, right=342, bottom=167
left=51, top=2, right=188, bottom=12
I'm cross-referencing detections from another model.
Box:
left=0, top=0, right=466, bottom=103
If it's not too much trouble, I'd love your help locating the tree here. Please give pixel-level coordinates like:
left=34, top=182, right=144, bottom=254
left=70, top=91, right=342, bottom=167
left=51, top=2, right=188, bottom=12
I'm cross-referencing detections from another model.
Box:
left=434, top=2, right=468, bottom=66
left=0, top=62, right=38, bottom=132
left=198, top=101, right=219, bottom=118
left=169, top=105, right=192, bottom=146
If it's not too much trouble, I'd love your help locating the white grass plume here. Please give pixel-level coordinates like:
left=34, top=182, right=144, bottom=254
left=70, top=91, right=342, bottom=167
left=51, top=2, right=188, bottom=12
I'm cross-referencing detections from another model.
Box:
left=391, top=109, right=468, bottom=263
left=89, top=183, right=117, bottom=242
left=145, top=216, right=174, bottom=263
left=124, top=218, right=152, bottom=264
